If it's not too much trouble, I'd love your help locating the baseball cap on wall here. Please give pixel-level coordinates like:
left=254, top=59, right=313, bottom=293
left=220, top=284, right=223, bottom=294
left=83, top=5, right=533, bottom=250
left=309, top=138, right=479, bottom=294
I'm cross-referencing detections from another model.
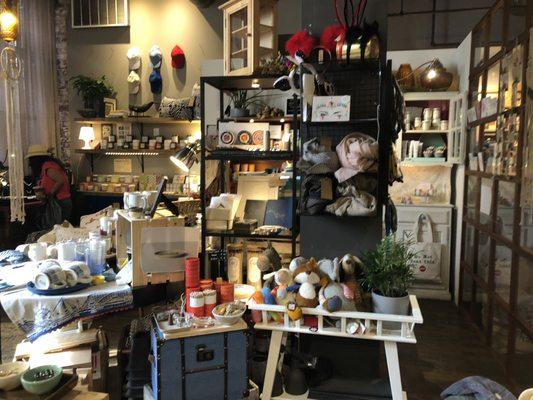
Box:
left=149, top=70, right=162, bottom=94
left=127, top=70, right=141, bottom=94
left=149, top=45, right=162, bottom=69
left=171, top=45, right=185, bottom=69
left=127, top=46, right=141, bottom=70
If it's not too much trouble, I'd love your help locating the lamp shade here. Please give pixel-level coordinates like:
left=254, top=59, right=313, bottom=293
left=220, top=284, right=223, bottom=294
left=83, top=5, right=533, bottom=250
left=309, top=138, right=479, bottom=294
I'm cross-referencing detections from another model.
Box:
left=170, top=141, right=199, bottom=173
left=79, top=126, right=95, bottom=149
left=420, top=59, right=453, bottom=91
left=0, top=9, right=18, bottom=42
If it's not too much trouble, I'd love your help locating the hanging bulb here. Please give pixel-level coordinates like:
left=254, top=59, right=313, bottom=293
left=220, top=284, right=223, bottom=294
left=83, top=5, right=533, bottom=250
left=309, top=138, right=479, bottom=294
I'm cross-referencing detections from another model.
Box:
left=0, top=7, right=18, bottom=42
left=426, top=68, right=437, bottom=80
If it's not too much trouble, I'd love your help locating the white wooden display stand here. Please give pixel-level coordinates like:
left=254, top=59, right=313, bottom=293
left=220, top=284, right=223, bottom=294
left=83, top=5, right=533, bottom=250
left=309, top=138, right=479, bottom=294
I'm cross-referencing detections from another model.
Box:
left=248, top=295, right=423, bottom=400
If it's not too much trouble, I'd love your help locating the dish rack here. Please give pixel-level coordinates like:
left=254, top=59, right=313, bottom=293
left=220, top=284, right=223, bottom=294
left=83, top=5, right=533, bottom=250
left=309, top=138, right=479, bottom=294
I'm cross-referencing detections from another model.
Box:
left=247, top=295, right=423, bottom=400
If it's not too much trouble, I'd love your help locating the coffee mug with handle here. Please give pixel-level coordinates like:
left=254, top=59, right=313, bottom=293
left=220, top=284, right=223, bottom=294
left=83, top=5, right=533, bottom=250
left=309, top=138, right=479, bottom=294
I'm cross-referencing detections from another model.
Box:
left=124, top=192, right=147, bottom=211
left=34, top=261, right=67, bottom=290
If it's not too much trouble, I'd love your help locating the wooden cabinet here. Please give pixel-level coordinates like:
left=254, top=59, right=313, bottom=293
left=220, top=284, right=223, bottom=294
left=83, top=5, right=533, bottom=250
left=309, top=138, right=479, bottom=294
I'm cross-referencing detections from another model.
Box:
left=219, top=0, right=278, bottom=76
left=396, top=204, right=454, bottom=300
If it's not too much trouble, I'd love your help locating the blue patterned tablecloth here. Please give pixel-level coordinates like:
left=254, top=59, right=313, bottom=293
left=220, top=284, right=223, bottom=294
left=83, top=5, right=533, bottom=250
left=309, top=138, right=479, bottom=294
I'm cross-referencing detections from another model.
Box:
left=0, top=281, right=133, bottom=341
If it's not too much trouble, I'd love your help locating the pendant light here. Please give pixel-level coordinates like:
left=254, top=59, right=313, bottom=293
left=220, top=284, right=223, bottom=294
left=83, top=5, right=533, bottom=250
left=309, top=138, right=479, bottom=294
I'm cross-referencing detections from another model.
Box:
left=0, top=1, right=18, bottom=43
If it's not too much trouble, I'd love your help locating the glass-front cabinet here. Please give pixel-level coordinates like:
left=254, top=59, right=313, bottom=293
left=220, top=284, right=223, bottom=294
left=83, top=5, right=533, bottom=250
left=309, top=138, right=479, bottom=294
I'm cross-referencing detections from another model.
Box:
left=220, top=0, right=278, bottom=76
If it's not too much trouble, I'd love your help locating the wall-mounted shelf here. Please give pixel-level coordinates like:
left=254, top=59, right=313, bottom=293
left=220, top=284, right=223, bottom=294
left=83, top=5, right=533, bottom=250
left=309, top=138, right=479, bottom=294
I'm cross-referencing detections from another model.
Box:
left=74, top=117, right=201, bottom=125
left=75, top=148, right=177, bottom=156
left=206, top=150, right=293, bottom=161
left=404, top=129, right=449, bottom=134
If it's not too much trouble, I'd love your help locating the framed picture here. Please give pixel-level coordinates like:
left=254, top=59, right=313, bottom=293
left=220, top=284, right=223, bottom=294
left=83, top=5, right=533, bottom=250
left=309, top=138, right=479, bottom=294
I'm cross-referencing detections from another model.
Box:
left=311, top=95, right=351, bottom=122
left=101, top=123, right=113, bottom=139
left=103, top=98, right=117, bottom=117
left=116, top=123, right=131, bottom=140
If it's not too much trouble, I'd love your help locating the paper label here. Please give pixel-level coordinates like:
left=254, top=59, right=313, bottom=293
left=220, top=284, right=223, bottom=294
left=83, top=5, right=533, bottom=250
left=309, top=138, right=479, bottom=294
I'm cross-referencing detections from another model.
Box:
left=113, top=158, right=132, bottom=173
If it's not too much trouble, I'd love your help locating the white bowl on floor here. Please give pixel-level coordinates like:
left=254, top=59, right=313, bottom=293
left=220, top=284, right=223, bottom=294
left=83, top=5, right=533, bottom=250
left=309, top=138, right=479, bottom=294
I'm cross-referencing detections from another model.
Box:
left=0, top=361, right=29, bottom=391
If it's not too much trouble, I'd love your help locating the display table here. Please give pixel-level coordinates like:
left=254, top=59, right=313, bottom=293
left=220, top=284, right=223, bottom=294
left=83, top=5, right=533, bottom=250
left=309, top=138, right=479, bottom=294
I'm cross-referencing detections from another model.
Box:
left=0, top=281, right=133, bottom=341
left=0, top=389, right=109, bottom=400
left=248, top=295, right=423, bottom=400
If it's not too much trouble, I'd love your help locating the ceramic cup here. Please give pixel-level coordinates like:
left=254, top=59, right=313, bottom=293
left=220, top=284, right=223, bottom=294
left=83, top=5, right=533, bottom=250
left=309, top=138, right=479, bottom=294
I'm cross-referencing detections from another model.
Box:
left=124, top=192, right=147, bottom=211
left=414, top=117, right=422, bottom=129
left=28, top=243, right=47, bottom=262
left=440, top=120, right=449, bottom=131
left=63, top=262, right=92, bottom=284
left=128, top=207, right=145, bottom=219
left=422, top=120, right=431, bottom=130
left=132, top=139, right=140, bottom=150
left=34, top=262, right=67, bottom=290
left=423, top=108, right=432, bottom=121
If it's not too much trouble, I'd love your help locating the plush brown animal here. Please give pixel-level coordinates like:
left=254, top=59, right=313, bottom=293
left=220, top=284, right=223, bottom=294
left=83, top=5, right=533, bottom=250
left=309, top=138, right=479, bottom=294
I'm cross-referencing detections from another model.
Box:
left=292, top=257, right=322, bottom=308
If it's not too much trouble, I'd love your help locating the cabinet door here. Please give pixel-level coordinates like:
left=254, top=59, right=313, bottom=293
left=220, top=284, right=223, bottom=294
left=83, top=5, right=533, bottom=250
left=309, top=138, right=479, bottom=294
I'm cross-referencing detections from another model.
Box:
left=224, top=0, right=253, bottom=76
left=448, top=92, right=467, bottom=163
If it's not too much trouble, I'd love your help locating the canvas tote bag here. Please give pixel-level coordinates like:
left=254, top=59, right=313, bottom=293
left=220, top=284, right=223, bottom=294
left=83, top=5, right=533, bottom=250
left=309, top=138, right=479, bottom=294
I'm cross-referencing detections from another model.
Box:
left=409, top=213, right=442, bottom=281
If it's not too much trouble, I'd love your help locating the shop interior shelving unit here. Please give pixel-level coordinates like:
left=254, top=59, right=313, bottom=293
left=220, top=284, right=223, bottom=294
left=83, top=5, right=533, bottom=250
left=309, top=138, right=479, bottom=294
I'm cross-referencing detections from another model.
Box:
left=393, top=90, right=467, bottom=301
left=74, top=118, right=201, bottom=174
left=299, top=58, right=394, bottom=259
left=459, top=0, right=532, bottom=392
left=199, top=75, right=299, bottom=276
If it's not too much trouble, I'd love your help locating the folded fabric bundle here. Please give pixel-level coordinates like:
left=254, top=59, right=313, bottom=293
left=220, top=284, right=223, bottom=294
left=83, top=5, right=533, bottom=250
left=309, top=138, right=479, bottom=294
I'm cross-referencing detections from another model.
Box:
left=335, top=132, right=379, bottom=183
left=301, top=174, right=334, bottom=215
left=339, top=174, right=377, bottom=194
left=297, top=138, right=339, bottom=175
left=325, top=185, right=376, bottom=217
left=441, top=376, right=516, bottom=400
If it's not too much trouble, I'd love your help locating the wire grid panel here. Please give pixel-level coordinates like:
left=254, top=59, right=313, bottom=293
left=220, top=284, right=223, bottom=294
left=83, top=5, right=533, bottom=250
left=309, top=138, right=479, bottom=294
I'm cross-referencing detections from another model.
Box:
left=301, top=121, right=379, bottom=147
left=325, top=68, right=380, bottom=120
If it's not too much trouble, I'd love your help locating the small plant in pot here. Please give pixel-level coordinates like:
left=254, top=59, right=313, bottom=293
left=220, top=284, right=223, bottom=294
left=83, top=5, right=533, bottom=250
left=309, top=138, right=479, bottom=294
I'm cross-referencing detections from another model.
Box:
left=227, top=90, right=263, bottom=118
left=71, top=75, right=115, bottom=118
left=360, top=235, right=416, bottom=326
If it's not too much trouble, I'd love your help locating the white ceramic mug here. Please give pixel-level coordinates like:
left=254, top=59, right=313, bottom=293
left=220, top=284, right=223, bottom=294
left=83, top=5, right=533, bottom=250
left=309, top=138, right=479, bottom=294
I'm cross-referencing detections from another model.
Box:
left=34, top=262, right=67, bottom=290
left=28, top=243, right=47, bottom=262
left=124, top=192, right=147, bottom=211
left=63, top=262, right=92, bottom=284
left=57, top=241, right=77, bottom=262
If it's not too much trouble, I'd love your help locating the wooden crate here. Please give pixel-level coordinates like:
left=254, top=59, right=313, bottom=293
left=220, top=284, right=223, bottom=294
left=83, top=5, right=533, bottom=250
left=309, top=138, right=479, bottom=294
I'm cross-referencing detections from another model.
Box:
left=116, top=210, right=185, bottom=287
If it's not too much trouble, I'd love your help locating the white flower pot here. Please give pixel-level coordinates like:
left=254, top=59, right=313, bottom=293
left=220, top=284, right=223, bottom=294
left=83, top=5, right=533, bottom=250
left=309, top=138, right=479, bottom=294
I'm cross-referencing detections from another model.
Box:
left=371, top=291, right=410, bottom=330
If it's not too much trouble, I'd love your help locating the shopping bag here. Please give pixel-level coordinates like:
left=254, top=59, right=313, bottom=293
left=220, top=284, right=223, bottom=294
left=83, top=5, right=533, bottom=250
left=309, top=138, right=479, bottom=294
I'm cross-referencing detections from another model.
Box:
left=409, top=213, right=442, bottom=281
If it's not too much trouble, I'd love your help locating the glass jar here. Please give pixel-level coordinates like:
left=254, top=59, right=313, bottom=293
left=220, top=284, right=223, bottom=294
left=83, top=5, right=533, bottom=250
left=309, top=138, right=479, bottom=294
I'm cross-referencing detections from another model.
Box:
left=85, top=232, right=106, bottom=275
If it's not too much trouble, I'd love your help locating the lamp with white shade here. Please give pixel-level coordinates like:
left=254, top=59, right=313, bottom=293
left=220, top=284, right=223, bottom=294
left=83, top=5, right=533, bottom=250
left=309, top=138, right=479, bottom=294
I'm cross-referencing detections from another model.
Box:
left=79, top=126, right=95, bottom=150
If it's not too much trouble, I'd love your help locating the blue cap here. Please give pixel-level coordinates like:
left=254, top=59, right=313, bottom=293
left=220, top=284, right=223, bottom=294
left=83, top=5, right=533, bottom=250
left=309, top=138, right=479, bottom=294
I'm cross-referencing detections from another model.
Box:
left=149, top=70, right=162, bottom=94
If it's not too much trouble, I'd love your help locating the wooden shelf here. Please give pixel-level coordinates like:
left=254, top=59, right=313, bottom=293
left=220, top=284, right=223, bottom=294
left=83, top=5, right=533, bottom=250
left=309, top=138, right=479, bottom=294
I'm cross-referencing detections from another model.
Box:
left=220, top=116, right=293, bottom=123
left=74, top=117, right=200, bottom=125
left=403, top=91, right=459, bottom=101
left=400, top=158, right=451, bottom=167
left=206, top=150, right=294, bottom=161
left=404, top=129, right=449, bottom=134
left=205, top=230, right=295, bottom=241
left=75, top=148, right=177, bottom=156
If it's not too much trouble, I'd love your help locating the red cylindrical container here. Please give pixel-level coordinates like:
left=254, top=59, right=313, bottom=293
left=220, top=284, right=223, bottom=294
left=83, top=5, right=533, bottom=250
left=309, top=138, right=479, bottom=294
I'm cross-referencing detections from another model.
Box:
left=185, top=285, right=201, bottom=310
left=203, top=289, right=217, bottom=317
left=214, top=280, right=226, bottom=304
left=188, top=291, right=205, bottom=317
left=199, top=279, right=213, bottom=291
left=185, top=257, right=200, bottom=288
left=219, top=283, right=235, bottom=304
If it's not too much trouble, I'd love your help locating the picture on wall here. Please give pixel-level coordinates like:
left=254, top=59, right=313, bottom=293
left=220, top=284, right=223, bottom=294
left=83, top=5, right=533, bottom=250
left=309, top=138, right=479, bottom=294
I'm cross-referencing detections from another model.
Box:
left=312, top=95, right=351, bottom=122
left=103, top=98, right=117, bottom=116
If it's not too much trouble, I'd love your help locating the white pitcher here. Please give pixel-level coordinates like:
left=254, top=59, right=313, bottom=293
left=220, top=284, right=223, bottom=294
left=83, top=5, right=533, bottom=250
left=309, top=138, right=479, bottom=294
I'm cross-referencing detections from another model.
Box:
left=123, top=191, right=147, bottom=211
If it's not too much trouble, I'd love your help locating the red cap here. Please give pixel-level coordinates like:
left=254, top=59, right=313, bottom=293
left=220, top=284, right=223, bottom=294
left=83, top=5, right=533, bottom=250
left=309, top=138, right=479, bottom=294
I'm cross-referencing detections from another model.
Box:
left=171, top=45, right=185, bottom=69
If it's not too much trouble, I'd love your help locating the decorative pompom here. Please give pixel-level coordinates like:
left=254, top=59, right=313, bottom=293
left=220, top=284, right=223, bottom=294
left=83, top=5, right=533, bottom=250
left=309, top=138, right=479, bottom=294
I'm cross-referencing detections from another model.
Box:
left=320, top=24, right=345, bottom=52
left=285, top=30, right=317, bottom=58
left=322, top=295, right=343, bottom=312
left=261, top=287, right=276, bottom=305
left=252, top=290, right=264, bottom=304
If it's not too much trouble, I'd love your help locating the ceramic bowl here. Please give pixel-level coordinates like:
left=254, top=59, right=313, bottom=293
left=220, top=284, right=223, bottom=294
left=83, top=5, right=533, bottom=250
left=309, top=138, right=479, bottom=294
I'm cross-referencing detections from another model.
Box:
left=21, top=365, right=62, bottom=395
left=212, top=302, right=246, bottom=325
left=0, top=362, right=29, bottom=391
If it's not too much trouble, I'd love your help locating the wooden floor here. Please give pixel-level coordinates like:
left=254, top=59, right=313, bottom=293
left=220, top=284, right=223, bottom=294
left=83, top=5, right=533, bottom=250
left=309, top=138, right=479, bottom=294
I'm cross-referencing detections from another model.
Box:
left=1, top=300, right=522, bottom=399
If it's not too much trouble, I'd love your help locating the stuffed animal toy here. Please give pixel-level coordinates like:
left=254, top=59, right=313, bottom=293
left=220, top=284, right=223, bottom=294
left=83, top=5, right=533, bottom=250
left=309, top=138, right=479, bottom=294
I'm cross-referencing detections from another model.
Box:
left=317, top=258, right=356, bottom=311
left=339, top=253, right=365, bottom=308
left=289, top=256, right=308, bottom=273
left=264, top=268, right=293, bottom=304
left=291, top=258, right=321, bottom=308
left=257, top=242, right=282, bottom=273
left=286, top=301, right=303, bottom=322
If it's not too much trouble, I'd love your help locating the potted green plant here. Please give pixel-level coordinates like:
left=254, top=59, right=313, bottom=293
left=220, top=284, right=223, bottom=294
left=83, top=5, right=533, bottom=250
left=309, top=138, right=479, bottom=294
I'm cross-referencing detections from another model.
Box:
left=71, top=75, right=115, bottom=118
left=360, top=234, right=416, bottom=321
left=228, top=90, right=263, bottom=118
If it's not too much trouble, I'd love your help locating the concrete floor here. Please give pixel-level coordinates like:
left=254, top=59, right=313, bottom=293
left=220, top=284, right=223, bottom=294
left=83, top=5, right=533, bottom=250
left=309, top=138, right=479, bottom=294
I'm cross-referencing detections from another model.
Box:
left=0, top=300, right=523, bottom=399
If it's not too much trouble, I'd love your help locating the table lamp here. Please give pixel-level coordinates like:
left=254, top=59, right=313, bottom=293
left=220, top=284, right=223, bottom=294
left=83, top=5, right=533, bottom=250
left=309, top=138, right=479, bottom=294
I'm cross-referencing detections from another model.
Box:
left=79, top=126, right=95, bottom=149
left=170, top=140, right=200, bottom=173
